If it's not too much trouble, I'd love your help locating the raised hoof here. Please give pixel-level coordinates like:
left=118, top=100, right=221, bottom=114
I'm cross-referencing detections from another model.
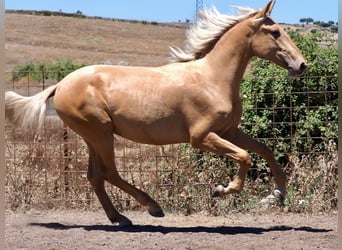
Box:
left=148, top=208, right=165, bottom=217
left=212, top=190, right=221, bottom=198
left=212, top=183, right=227, bottom=198
left=217, top=182, right=228, bottom=188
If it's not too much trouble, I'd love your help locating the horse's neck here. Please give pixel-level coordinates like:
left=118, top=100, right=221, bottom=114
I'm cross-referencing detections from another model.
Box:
left=204, top=22, right=253, bottom=98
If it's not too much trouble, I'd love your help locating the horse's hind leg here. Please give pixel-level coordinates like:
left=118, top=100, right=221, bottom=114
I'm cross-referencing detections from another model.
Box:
left=105, top=170, right=164, bottom=217
left=89, top=135, right=164, bottom=218
left=87, top=143, right=132, bottom=226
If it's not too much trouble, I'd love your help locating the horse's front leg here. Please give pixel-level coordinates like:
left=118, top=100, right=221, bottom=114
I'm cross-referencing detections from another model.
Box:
left=223, top=128, right=287, bottom=206
left=191, top=132, right=252, bottom=196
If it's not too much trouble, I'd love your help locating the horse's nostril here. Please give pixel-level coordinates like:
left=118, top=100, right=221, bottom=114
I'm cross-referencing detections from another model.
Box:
left=300, top=62, right=307, bottom=71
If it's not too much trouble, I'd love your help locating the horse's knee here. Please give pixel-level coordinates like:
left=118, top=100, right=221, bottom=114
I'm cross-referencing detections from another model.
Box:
left=237, top=151, right=251, bottom=167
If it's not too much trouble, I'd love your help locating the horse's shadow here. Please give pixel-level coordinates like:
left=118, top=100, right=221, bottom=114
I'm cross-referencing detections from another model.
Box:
left=29, top=222, right=332, bottom=235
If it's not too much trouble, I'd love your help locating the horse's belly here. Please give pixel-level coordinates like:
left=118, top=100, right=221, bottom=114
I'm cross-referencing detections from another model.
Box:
left=113, top=116, right=189, bottom=145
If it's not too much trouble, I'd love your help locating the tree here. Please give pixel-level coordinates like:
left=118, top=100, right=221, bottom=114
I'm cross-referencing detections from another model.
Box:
left=299, top=17, right=314, bottom=24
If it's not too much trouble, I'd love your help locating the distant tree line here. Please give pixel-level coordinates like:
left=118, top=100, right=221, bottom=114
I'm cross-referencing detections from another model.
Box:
left=299, top=17, right=338, bottom=33
left=5, top=9, right=185, bottom=28
left=6, top=9, right=86, bottom=18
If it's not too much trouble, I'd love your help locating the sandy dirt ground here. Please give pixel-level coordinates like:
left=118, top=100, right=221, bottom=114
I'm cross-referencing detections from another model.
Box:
left=5, top=209, right=337, bottom=250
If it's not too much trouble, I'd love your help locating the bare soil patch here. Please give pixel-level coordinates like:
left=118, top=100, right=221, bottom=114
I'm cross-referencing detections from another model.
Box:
left=6, top=210, right=337, bottom=250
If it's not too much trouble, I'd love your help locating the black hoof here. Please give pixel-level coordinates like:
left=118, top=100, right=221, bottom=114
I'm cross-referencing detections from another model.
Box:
left=148, top=209, right=165, bottom=217
left=273, top=189, right=285, bottom=207
left=212, top=190, right=221, bottom=198
left=212, top=183, right=226, bottom=198
left=110, top=215, right=133, bottom=227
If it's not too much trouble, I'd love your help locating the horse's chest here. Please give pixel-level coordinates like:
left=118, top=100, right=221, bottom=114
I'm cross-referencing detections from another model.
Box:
left=214, top=103, right=242, bottom=130
left=218, top=110, right=241, bottom=125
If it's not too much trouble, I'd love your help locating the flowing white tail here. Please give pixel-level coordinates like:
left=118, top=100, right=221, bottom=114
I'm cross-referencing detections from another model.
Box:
left=5, top=85, right=57, bottom=131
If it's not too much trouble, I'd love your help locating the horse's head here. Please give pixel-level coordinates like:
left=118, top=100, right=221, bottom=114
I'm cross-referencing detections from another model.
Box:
left=250, top=0, right=307, bottom=76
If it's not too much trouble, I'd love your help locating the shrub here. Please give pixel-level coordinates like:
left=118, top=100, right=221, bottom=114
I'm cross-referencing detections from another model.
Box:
left=12, top=60, right=86, bottom=83
left=241, top=32, right=337, bottom=158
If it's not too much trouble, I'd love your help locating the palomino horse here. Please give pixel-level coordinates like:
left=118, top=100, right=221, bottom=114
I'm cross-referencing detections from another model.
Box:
left=5, top=1, right=306, bottom=225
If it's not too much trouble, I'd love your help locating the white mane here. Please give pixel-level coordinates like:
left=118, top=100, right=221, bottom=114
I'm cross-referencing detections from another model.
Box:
left=170, top=6, right=259, bottom=62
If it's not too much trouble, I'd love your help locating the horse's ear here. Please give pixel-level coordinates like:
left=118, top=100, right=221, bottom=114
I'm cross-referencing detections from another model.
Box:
left=261, top=0, right=276, bottom=16
left=253, top=0, right=276, bottom=25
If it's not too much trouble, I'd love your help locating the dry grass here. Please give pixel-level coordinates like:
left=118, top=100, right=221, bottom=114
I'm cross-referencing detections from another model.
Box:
left=6, top=116, right=337, bottom=214
left=5, top=13, right=186, bottom=71
left=6, top=13, right=334, bottom=71
left=285, top=141, right=338, bottom=213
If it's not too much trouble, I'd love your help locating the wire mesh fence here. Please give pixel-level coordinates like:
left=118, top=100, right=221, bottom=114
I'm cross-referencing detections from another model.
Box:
left=5, top=70, right=338, bottom=214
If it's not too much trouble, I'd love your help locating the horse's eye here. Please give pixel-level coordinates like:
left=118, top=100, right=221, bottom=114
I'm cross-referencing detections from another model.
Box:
left=271, top=30, right=281, bottom=39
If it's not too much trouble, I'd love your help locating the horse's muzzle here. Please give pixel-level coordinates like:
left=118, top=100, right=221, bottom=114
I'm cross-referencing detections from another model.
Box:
left=288, top=62, right=307, bottom=77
